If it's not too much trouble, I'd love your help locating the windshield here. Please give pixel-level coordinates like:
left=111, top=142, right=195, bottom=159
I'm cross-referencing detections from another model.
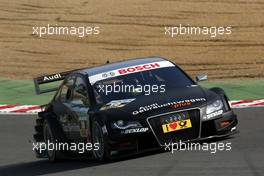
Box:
left=92, top=66, right=195, bottom=104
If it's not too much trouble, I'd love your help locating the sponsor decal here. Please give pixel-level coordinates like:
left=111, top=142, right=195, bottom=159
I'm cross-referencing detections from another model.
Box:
left=162, top=119, right=192, bottom=133
left=170, top=102, right=192, bottom=109
left=43, top=73, right=61, bottom=81
left=132, top=98, right=206, bottom=115
left=100, top=98, right=135, bottom=110
left=89, top=61, right=175, bottom=84
left=118, top=63, right=160, bottom=74
left=121, top=127, right=149, bottom=134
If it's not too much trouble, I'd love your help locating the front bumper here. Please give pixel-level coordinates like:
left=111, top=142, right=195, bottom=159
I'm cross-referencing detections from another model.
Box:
left=201, top=110, right=238, bottom=138
left=106, top=129, right=160, bottom=155
left=106, top=109, right=238, bottom=155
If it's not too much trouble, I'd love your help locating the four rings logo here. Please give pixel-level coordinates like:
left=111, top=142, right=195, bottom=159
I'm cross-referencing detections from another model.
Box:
left=102, top=72, right=115, bottom=78
left=164, top=113, right=189, bottom=123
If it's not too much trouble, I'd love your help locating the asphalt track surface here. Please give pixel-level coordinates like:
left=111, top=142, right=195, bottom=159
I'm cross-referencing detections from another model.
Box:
left=0, top=107, right=263, bottom=176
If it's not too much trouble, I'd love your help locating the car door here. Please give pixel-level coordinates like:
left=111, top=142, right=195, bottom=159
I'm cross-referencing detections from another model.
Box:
left=52, top=76, right=76, bottom=139
left=66, top=75, right=91, bottom=142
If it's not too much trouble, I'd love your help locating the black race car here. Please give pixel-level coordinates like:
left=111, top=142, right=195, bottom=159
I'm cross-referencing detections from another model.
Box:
left=33, top=57, right=238, bottom=162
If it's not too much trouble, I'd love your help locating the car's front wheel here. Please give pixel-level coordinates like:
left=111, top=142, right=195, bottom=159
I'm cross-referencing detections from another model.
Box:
left=92, top=121, right=110, bottom=161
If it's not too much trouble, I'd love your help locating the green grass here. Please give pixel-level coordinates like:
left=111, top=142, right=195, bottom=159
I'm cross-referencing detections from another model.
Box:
left=199, top=79, right=264, bottom=100
left=0, top=78, right=263, bottom=105
left=0, top=78, right=54, bottom=105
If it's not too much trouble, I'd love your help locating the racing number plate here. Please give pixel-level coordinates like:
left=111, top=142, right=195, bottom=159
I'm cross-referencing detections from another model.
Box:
left=162, top=119, right=192, bottom=133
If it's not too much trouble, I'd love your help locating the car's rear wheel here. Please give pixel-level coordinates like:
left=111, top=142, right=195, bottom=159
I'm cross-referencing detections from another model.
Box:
left=43, top=120, right=58, bottom=162
left=92, top=121, right=110, bottom=161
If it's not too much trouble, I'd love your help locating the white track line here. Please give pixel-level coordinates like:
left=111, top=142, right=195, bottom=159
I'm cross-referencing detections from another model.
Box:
left=0, top=99, right=264, bottom=115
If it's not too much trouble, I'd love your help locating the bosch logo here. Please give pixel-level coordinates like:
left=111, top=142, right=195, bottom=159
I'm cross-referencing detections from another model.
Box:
left=118, top=63, right=160, bottom=74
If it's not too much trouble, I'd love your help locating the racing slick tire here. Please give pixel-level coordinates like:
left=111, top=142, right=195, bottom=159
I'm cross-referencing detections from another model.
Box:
left=91, top=120, right=110, bottom=161
left=43, top=119, right=61, bottom=162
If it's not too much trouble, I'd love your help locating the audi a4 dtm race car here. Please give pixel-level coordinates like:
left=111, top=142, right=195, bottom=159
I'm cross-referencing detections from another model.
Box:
left=33, top=57, right=238, bottom=162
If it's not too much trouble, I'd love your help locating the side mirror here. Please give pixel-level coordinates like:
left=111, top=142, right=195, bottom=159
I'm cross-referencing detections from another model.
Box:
left=195, top=74, right=208, bottom=82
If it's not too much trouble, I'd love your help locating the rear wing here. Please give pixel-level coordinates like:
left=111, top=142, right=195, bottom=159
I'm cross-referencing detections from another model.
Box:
left=33, top=71, right=72, bottom=95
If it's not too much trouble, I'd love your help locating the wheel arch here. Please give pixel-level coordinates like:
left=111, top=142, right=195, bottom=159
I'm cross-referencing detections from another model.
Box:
left=34, top=110, right=67, bottom=143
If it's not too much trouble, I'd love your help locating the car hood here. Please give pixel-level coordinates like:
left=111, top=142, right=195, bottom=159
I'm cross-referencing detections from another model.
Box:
left=97, top=85, right=219, bottom=120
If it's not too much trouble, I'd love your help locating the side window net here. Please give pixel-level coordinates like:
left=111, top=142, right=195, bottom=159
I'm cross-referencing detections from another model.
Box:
left=71, top=77, right=90, bottom=107
left=59, top=77, right=75, bottom=102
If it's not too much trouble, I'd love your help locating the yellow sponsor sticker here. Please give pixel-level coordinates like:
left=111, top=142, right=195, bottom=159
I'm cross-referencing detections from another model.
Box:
left=162, top=119, right=192, bottom=133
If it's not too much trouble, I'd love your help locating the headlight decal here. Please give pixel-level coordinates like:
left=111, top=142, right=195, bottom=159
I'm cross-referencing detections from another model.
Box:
left=206, top=100, right=223, bottom=115
left=205, top=110, right=223, bottom=120
left=202, top=99, right=224, bottom=121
